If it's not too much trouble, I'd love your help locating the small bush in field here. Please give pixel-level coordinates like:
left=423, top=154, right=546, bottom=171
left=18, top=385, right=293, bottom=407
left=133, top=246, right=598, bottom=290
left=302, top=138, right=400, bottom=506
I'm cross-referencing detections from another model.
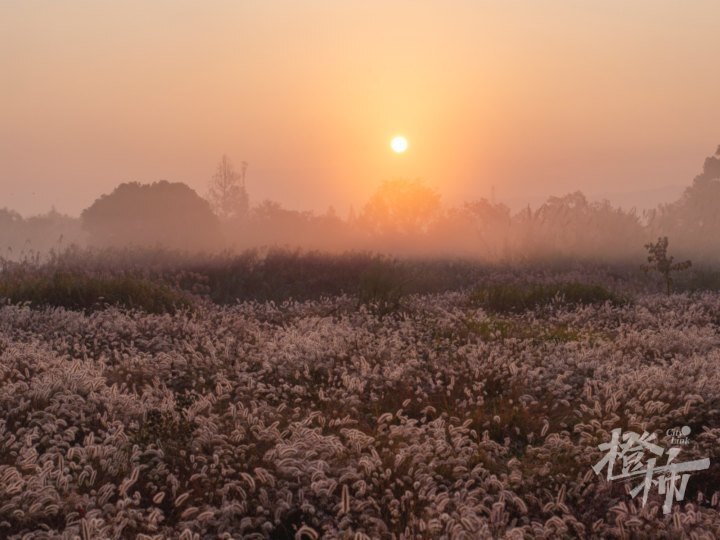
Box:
left=643, top=236, right=692, bottom=295
left=470, top=282, right=622, bottom=313
left=0, top=270, right=192, bottom=313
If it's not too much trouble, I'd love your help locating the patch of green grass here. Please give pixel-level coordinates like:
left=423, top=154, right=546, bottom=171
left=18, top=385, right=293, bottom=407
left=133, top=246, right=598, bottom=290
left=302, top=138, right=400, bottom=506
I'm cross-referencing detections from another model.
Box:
left=0, top=270, right=192, bottom=313
left=464, top=317, right=524, bottom=340
left=466, top=317, right=581, bottom=342
left=470, top=282, right=623, bottom=313
left=542, top=324, right=581, bottom=342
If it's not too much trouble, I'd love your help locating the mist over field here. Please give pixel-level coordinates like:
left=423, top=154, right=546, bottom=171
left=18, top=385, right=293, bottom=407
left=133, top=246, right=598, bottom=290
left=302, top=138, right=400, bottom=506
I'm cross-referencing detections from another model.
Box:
left=2, top=145, right=720, bottom=266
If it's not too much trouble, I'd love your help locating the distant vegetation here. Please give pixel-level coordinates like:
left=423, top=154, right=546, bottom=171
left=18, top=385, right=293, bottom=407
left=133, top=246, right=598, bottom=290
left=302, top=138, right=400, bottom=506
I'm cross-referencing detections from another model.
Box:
left=2, top=242, right=720, bottom=316
left=0, top=268, right=191, bottom=314
left=0, top=247, right=636, bottom=312
left=0, top=207, right=85, bottom=258
left=648, top=145, right=720, bottom=260
left=81, top=180, right=222, bottom=252
left=1, top=146, right=719, bottom=314
left=2, top=147, right=720, bottom=264
left=206, top=155, right=249, bottom=220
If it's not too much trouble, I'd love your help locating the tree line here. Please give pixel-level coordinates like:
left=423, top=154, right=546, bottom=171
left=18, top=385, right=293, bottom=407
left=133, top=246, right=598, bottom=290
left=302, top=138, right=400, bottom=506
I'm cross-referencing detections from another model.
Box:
left=2, top=147, right=720, bottom=263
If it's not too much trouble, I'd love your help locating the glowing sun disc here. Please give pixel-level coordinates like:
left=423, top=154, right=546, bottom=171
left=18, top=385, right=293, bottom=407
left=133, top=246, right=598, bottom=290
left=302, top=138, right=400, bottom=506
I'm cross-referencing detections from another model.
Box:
left=391, top=136, right=408, bottom=153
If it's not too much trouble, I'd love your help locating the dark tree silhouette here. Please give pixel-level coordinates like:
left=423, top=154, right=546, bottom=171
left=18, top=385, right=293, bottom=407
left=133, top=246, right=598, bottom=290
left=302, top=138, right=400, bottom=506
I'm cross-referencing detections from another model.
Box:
left=81, top=181, right=222, bottom=251
left=650, top=145, right=720, bottom=259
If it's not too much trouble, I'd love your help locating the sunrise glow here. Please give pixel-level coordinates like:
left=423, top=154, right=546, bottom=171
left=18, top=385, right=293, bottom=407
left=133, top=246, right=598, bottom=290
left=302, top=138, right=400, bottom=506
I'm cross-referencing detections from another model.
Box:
left=391, top=136, right=408, bottom=154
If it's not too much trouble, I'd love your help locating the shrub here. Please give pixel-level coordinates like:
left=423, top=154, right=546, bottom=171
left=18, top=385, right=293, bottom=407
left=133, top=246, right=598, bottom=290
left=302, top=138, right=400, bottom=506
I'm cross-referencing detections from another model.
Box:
left=471, top=282, right=622, bottom=313
left=0, top=270, right=192, bottom=313
left=191, top=250, right=385, bottom=303
left=180, top=251, right=483, bottom=304
left=643, top=236, right=692, bottom=295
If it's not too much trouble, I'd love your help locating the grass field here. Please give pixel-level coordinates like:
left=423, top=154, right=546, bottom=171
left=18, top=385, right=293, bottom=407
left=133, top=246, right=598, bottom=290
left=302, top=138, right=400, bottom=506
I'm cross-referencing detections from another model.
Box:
left=0, top=253, right=718, bottom=538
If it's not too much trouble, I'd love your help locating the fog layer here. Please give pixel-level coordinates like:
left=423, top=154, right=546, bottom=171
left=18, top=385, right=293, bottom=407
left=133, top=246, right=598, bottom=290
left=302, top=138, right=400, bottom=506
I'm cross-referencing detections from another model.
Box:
left=2, top=148, right=720, bottom=264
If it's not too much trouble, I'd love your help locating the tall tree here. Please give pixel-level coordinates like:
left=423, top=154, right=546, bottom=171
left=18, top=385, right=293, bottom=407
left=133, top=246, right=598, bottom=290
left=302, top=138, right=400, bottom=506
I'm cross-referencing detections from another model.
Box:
left=207, top=155, right=249, bottom=220
left=649, top=145, right=720, bottom=260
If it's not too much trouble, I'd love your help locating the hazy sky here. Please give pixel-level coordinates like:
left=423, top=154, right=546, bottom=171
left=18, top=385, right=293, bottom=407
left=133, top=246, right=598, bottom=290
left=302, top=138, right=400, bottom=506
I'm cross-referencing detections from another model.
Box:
left=2, top=1, right=719, bottom=217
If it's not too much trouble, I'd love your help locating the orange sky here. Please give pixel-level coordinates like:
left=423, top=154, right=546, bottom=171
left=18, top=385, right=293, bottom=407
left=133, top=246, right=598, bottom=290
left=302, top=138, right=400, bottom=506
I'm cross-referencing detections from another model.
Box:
left=1, top=1, right=719, bottom=216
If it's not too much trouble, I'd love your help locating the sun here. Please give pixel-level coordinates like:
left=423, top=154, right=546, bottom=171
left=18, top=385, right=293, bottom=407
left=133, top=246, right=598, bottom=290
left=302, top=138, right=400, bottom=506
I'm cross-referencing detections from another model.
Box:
left=391, top=135, right=408, bottom=154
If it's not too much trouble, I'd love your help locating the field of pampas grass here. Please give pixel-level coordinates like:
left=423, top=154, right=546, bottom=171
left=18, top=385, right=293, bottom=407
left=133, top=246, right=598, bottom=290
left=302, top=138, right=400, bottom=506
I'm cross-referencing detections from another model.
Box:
left=1, top=281, right=719, bottom=538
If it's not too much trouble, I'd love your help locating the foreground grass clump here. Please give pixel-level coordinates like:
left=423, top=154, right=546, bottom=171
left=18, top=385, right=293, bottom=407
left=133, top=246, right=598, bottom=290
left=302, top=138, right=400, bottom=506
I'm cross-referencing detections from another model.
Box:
left=0, top=270, right=191, bottom=313
left=471, top=282, right=624, bottom=313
